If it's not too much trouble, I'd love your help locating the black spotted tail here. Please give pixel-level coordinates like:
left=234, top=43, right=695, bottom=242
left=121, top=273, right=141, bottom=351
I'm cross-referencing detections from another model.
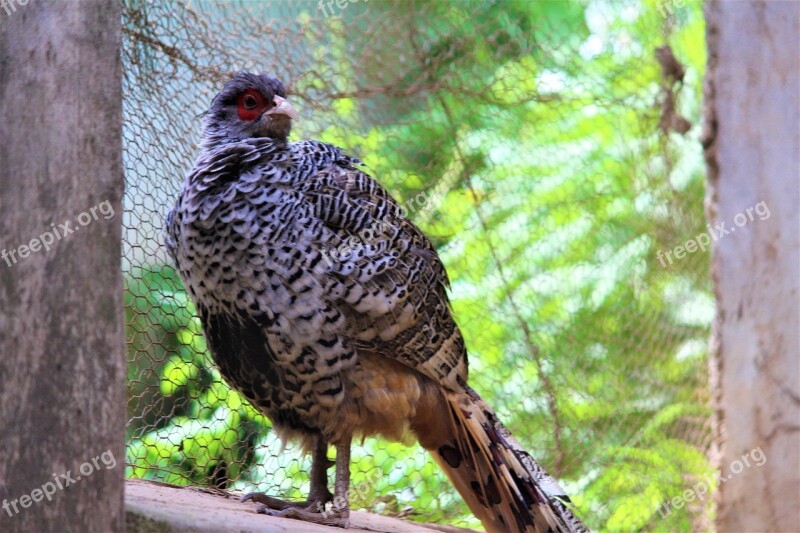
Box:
left=429, top=388, right=587, bottom=533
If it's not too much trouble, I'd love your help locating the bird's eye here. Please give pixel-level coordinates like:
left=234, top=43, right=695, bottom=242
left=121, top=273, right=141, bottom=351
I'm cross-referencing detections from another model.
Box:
left=243, top=95, right=258, bottom=109
left=237, top=89, right=266, bottom=121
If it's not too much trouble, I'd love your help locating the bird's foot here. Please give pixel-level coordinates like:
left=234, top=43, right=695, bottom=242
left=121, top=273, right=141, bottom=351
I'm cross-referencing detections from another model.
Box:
left=241, top=491, right=307, bottom=511
left=241, top=492, right=348, bottom=527
left=241, top=492, right=350, bottom=529
left=259, top=504, right=350, bottom=528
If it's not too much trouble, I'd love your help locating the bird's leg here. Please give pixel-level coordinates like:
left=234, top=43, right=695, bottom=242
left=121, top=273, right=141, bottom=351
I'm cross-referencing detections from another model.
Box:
left=308, top=436, right=335, bottom=505
left=241, top=436, right=333, bottom=512
left=250, top=438, right=352, bottom=528
left=330, top=439, right=351, bottom=524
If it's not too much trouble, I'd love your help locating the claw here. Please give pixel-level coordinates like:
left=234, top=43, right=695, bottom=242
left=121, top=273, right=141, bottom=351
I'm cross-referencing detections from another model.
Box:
left=262, top=506, right=350, bottom=528
left=239, top=439, right=346, bottom=526
left=241, top=492, right=303, bottom=511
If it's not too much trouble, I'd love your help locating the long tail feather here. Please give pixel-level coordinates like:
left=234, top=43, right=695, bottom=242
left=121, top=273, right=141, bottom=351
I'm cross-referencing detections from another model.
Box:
left=428, top=387, right=587, bottom=533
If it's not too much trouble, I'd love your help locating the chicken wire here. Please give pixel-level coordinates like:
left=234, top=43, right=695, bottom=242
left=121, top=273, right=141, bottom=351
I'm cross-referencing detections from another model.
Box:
left=123, top=0, right=711, bottom=530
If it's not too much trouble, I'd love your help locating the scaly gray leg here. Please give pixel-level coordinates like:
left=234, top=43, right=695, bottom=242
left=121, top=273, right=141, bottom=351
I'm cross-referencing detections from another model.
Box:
left=249, top=438, right=352, bottom=528
left=241, top=436, right=333, bottom=512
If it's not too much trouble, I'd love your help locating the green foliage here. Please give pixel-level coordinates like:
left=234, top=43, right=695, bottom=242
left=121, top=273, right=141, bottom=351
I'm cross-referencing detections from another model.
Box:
left=126, top=266, right=270, bottom=486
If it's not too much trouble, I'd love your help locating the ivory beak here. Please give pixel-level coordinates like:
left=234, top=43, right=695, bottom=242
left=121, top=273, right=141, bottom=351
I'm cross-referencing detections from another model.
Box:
left=266, top=95, right=299, bottom=121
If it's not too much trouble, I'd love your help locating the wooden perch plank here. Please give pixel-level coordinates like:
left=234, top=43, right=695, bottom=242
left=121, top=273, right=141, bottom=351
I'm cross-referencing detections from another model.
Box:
left=125, top=479, right=480, bottom=533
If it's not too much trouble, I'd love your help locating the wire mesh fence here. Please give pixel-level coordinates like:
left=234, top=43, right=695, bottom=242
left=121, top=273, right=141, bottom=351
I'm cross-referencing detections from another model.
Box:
left=122, top=0, right=711, bottom=530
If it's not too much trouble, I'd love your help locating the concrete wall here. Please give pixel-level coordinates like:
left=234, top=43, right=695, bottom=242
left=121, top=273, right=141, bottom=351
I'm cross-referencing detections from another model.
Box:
left=704, top=1, right=800, bottom=530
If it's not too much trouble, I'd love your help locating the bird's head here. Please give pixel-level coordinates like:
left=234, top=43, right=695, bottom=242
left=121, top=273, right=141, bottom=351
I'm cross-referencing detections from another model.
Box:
left=201, top=72, right=298, bottom=149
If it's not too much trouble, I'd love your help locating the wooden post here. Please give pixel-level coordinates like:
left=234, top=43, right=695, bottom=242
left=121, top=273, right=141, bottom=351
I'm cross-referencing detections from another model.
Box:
left=0, top=0, right=125, bottom=530
left=704, top=1, right=800, bottom=531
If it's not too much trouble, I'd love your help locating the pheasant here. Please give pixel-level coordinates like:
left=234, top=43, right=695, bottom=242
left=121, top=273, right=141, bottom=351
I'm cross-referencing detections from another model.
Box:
left=165, top=72, right=586, bottom=533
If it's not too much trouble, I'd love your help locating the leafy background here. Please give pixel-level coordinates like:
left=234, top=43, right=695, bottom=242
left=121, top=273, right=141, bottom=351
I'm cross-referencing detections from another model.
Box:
left=122, top=0, right=711, bottom=530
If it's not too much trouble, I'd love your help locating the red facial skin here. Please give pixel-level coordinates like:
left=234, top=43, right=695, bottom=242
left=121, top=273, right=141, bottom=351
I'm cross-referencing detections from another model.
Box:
left=237, top=88, right=269, bottom=121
